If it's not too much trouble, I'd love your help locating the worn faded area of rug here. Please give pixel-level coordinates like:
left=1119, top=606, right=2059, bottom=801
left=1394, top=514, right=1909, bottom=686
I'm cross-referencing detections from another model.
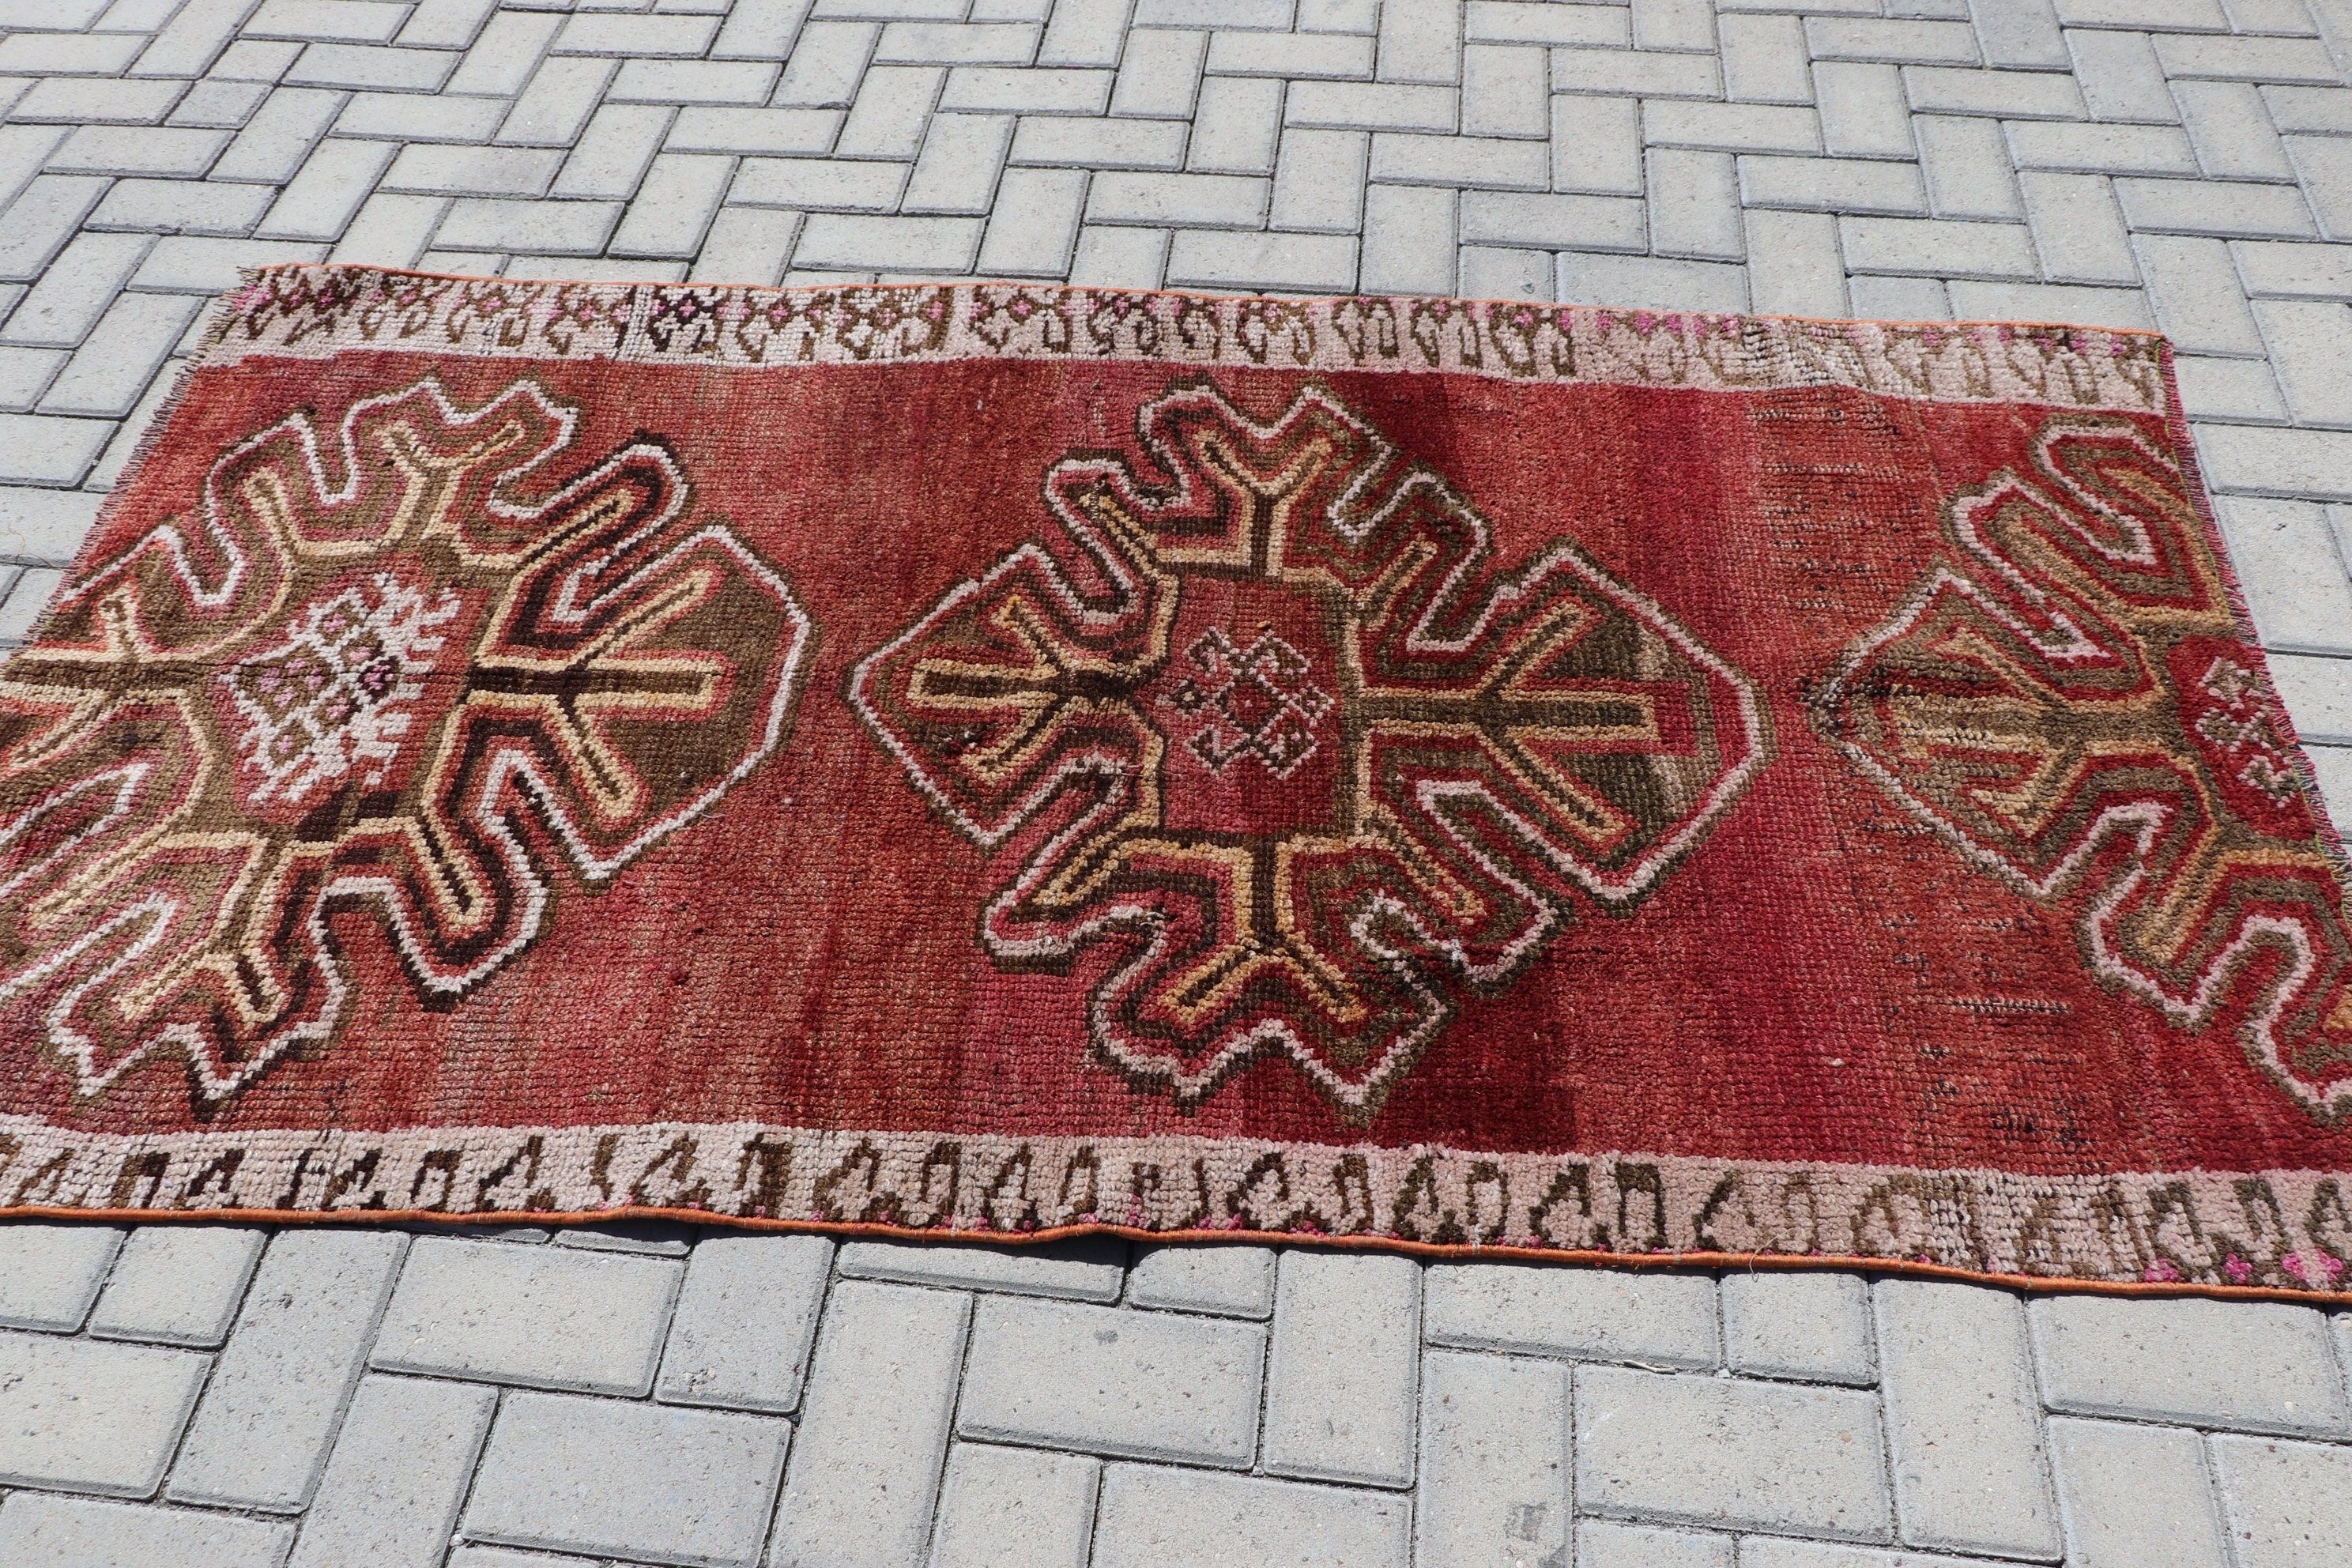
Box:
left=3, top=264, right=2349, bottom=1301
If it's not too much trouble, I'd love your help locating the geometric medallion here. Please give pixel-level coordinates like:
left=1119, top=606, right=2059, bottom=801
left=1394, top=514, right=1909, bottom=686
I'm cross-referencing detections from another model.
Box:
left=852, top=376, right=1768, bottom=1121
left=0, top=377, right=812, bottom=1107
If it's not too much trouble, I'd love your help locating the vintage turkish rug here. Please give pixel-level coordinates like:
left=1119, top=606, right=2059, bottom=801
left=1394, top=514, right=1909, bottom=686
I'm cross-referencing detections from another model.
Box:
left=2, top=265, right=2348, bottom=1302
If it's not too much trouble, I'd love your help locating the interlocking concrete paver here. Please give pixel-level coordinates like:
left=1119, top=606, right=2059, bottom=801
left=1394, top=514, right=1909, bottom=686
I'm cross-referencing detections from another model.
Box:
left=1577, top=1367, right=1892, bottom=1542
left=2209, top=1434, right=2352, bottom=1568
left=0, top=1221, right=122, bottom=1330
left=464, top=1391, right=791, bottom=1568
left=166, top=1230, right=405, bottom=1513
left=1874, top=1282, right=2060, bottom=1561
left=1576, top=1520, right=1737, bottom=1568
left=929, top=1442, right=1100, bottom=1568
left=288, top=1374, right=497, bottom=1568
left=1091, top=1465, right=1412, bottom=1568
left=1425, top=1263, right=1718, bottom=1366
left=2046, top=1416, right=2230, bottom=1568
left=1722, top=1272, right=1875, bottom=1386
left=1127, top=1241, right=1276, bottom=1317
left=2033, top=1295, right=2352, bottom=1434
left=656, top=1232, right=833, bottom=1412
left=0, top=1329, right=208, bottom=1497
left=0, top=1492, right=294, bottom=1568
left=1264, top=1250, right=1419, bottom=1486
left=958, top=1295, right=1265, bottom=1463
left=769, top=1279, right=968, bottom=1568
left=371, top=1234, right=681, bottom=1396
left=1415, top=1349, right=1570, bottom=1568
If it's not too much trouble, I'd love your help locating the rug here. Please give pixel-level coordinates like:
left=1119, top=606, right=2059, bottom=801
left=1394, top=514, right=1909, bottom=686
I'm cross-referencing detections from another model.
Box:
left=1, top=265, right=2347, bottom=1302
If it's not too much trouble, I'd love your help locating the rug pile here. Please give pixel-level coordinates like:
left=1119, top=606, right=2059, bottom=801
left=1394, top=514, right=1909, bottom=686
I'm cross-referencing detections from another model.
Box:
left=1, top=265, right=2345, bottom=1302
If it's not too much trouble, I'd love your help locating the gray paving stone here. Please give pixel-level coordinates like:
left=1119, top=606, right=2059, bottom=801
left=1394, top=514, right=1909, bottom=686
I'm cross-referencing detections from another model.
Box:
left=89, top=179, right=273, bottom=236
left=2158, top=32, right=2344, bottom=85
left=2046, top=1416, right=2228, bottom=1568
left=671, top=107, right=842, bottom=156
left=2177, top=79, right=2298, bottom=182
left=1577, top=1520, right=1736, bottom=1568
left=258, top=138, right=400, bottom=241
left=0, top=1222, right=123, bottom=1330
left=285, top=43, right=458, bottom=94
left=1553, top=43, right=1721, bottom=99
left=1458, top=189, right=1642, bottom=251
left=2177, top=353, right=2292, bottom=421
left=958, top=1295, right=1265, bottom=1464
left=2218, top=495, right=2352, bottom=650
left=40, top=290, right=201, bottom=417
left=1650, top=147, right=1746, bottom=259
left=975, top=164, right=1084, bottom=273
left=940, top=64, right=1112, bottom=115
left=0, top=1329, right=209, bottom=1498
left=1873, top=1281, right=2059, bottom=1561
left=1415, top=1349, right=1571, bottom=1568
left=612, top=152, right=737, bottom=258
left=331, top=192, right=447, bottom=267
left=1286, top=78, right=1455, bottom=132
left=929, top=1443, right=1100, bottom=1568
left=385, top=144, right=564, bottom=199
left=610, top=58, right=782, bottom=106
left=1262, top=1250, right=1418, bottom=1487
left=2208, top=1434, right=2352, bottom=1568
left=655, top=1232, right=832, bottom=1413
left=1734, top=1541, right=2015, bottom=1568
left=1477, top=0, right=1630, bottom=47
left=1815, top=62, right=1916, bottom=160
left=2254, top=297, right=2352, bottom=424
left=436, top=198, right=623, bottom=256
left=465, top=1391, right=791, bottom=1568
left=1918, top=115, right=2021, bottom=217
left=0, top=1493, right=294, bottom=1568
left=0, top=412, right=111, bottom=485
left=1552, top=94, right=1643, bottom=194
left=1126, top=1242, right=1276, bottom=1316
left=371, top=1234, right=681, bottom=1396
left=0, top=176, right=109, bottom=283
left=1268, top=126, right=1368, bottom=231
left=2067, top=29, right=2175, bottom=129
left=2031, top=1295, right=2352, bottom=1436
left=166, top=1230, right=405, bottom=1512
left=1167, top=227, right=1356, bottom=289
left=0, top=483, right=102, bottom=561
left=1647, top=101, right=1823, bottom=156
left=1070, top=222, right=1169, bottom=285
left=1722, top=1272, right=1875, bottom=1385
left=1838, top=215, right=2037, bottom=278
left=290, top=1374, right=498, bottom=1568
left=552, top=105, right=674, bottom=199
left=1091, top=1466, right=1412, bottom=1568
left=2116, top=175, right=2319, bottom=239
left=14, top=75, right=186, bottom=125
left=1110, top=25, right=1206, bottom=117
left=1945, top=279, right=2152, bottom=328
left=1558, top=252, right=1749, bottom=311
left=1424, top=1264, right=1718, bottom=1367
left=1089, top=168, right=1267, bottom=225
left=1188, top=74, right=1282, bottom=172
left=0, top=232, right=150, bottom=349
left=1576, top=1366, right=1892, bottom=1542
left=1721, top=13, right=1811, bottom=105
left=2237, top=239, right=2352, bottom=300
left=83, top=1227, right=263, bottom=1350
left=2018, top=170, right=2136, bottom=285
left=1461, top=42, right=1547, bottom=137
left=1902, top=65, right=2083, bottom=119
left=1351, top=180, right=1452, bottom=285
left=769, top=1280, right=969, bottom=1568
left=734, top=155, right=908, bottom=210
left=1737, top=155, right=1928, bottom=215
left=2200, top=424, right=2352, bottom=499
left=0, top=346, right=62, bottom=412
left=0, top=563, right=66, bottom=637
left=51, top=125, right=231, bottom=179
left=171, top=80, right=273, bottom=130
left=2286, top=135, right=2352, bottom=241
left=498, top=56, right=619, bottom=148
left=695, top=205, right=804, bottom=284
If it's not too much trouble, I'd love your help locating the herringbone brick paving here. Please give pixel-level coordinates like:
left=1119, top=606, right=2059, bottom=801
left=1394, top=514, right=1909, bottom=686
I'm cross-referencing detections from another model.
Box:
left=2, top=0, right=2351, bottom=1563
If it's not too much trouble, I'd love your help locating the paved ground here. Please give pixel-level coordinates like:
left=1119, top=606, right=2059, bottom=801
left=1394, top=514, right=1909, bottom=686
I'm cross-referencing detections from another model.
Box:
left=3, top=1, right=2352, bottom=1565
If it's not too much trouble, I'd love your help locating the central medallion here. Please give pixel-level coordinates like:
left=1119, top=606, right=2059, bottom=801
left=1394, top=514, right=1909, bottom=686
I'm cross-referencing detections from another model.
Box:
left=852, top=377, right=1769, bottom=1121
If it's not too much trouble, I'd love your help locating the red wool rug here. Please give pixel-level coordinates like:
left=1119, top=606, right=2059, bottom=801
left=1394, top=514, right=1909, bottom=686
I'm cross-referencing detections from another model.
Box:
left=2, top=265, right=2348, bottom=1302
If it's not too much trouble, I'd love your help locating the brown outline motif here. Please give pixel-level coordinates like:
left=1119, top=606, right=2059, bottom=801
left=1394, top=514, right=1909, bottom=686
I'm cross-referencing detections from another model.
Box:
left=850, top=376, right=1769, bottom=1121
